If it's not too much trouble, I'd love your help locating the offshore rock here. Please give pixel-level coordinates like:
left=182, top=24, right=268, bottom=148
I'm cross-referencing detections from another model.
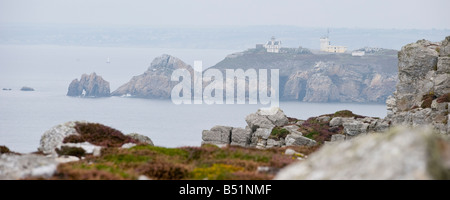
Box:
left=67, top=73, right=110, bottom=97
left=112, top=54, right=193, bottom=98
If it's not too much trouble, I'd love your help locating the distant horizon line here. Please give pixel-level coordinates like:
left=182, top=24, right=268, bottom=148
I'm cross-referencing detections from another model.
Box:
left=1, top=23, right=449, bottom=30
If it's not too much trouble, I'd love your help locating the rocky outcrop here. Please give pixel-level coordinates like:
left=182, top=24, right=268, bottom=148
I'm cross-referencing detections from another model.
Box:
left=112, top=54, right=193, bottom=98
left=386, top=36, right=450, bottom=134
left=38, top=121, right=81, bottom=155
left=202, top=107, right=316, bottom=148
left=127, top=133, right=154, bottom=146
left=284, top=62, right=397, bottom=103
left=39, top=121, right=151, bottom=156
left=275, top=127, right=450, bottom=180
left=67, top=73, right=110, bottom=97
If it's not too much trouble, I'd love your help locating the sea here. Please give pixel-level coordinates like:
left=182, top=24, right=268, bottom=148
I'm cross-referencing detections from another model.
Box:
left=0, top=45, right=387, bottom=153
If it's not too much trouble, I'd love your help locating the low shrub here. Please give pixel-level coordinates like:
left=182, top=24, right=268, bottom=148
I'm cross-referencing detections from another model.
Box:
left=269, top=127, right=290, bottom=140
left=421, top=94, right=436, bottom=108
left=56, top=146, right=86, bottom=158
left=138, top=162, right=189, bottom=180
left=436, top=93, right=450, bottom=103
left=63, top=122, right=137, bottom=147
left=0, top=145, right=10, bottom=154
left=191, top=164, right=243, bottom=180
left=333, top=110, right=355, bottom=118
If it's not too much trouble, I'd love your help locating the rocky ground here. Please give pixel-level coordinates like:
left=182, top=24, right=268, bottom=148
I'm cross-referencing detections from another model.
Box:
left=202, top=108, right=389, bottom=149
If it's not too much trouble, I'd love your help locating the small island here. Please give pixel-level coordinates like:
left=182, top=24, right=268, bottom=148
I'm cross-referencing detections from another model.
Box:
left=20, top=87, right=34, bottom=91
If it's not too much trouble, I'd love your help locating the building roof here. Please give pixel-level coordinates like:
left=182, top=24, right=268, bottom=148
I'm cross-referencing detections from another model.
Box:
left=266, top=40, right=281, bottom=46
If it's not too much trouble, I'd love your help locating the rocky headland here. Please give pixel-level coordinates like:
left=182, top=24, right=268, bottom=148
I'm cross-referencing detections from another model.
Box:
left=212, top=48, right=398, bottom=103
left=67, top=73, right=111, bottom=97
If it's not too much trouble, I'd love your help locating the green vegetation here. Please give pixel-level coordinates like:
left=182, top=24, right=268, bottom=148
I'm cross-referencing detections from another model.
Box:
left=269, top=127, right=290, bottom=140
left=333, top=110, right=364, bottom=118
left=63, top=122, right=137, bottom=147
left=292, top=110, right=366, bottom=144
left=131, top=145, right=189, bottom=158
left=191, top=164, right=243, bottom=180
left=0, top=145, right=10, bottom=154
left=51, top=144, right=320, bottom=180
left=102, top=154, right=152, bottom=164
left=56, top=146, right=86, bottom=158
left=304, top=131, right=320, bottom=140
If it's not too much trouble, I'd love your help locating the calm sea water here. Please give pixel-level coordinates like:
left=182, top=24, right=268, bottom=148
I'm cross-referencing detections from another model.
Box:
left=0, top=45, right=387, bottom=153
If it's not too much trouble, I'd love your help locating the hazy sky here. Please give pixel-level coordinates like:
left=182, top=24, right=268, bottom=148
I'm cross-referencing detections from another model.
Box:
left=0, top=0, right=449, bottom=29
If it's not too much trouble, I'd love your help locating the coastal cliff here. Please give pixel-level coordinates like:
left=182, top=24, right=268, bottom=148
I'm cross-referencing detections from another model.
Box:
left=212, top=48, right=398, bottom=103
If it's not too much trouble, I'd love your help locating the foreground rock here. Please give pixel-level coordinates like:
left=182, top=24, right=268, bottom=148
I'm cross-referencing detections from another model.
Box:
left=386, top=36, right=450, bottom=134
left=127, top=133, right=154, bottom=146
left=112, top=54, right=193, bottom=98
left=275, top=127, right=450, bottom=180
left=0, top=154, right=57, bottom=180
left=39, top=121, right=151, bottom=156
left=39, top=121, right=80, bottom=155
left=1, top=122, right=154, bottom=180
left=67, top=72, right=110, bottom=97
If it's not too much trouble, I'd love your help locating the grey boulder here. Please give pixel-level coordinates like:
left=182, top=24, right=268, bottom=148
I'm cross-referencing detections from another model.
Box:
left=275, top=127, right=450, bottom=180
left=202, top=126, right=233, bottom=146
left=38, top=121, right=80, bottom=155
left=127, top=133, right=154, bottom=146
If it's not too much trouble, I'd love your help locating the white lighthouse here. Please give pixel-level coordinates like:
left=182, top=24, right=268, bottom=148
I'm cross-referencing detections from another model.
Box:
left=320, top=37, right=331, bottom=52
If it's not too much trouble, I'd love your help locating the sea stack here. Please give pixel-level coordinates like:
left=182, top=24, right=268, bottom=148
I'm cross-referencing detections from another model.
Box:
left=67, top=72, right=110, bottom=97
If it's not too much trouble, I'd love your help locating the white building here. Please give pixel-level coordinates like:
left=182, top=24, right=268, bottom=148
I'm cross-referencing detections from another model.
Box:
left=264, top=36, right=281, bottom=53
left=320, top=37, right=347, bottom=53
left=352, top=51, right=365, bottom=56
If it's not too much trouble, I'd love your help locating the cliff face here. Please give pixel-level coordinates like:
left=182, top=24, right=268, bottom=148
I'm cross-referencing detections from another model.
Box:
left=387, top=36, right=450, bottom=134
left=67, top=73, right=110, bottom=97
left=112, top=54, right=193, bottom=98
left=283, top=62, right=396, bottom=103
left=212, top=49, right=398, bottom=103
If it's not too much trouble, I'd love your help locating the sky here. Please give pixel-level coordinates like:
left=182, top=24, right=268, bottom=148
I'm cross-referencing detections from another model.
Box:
left=0, top=0, right=449, bottom=29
